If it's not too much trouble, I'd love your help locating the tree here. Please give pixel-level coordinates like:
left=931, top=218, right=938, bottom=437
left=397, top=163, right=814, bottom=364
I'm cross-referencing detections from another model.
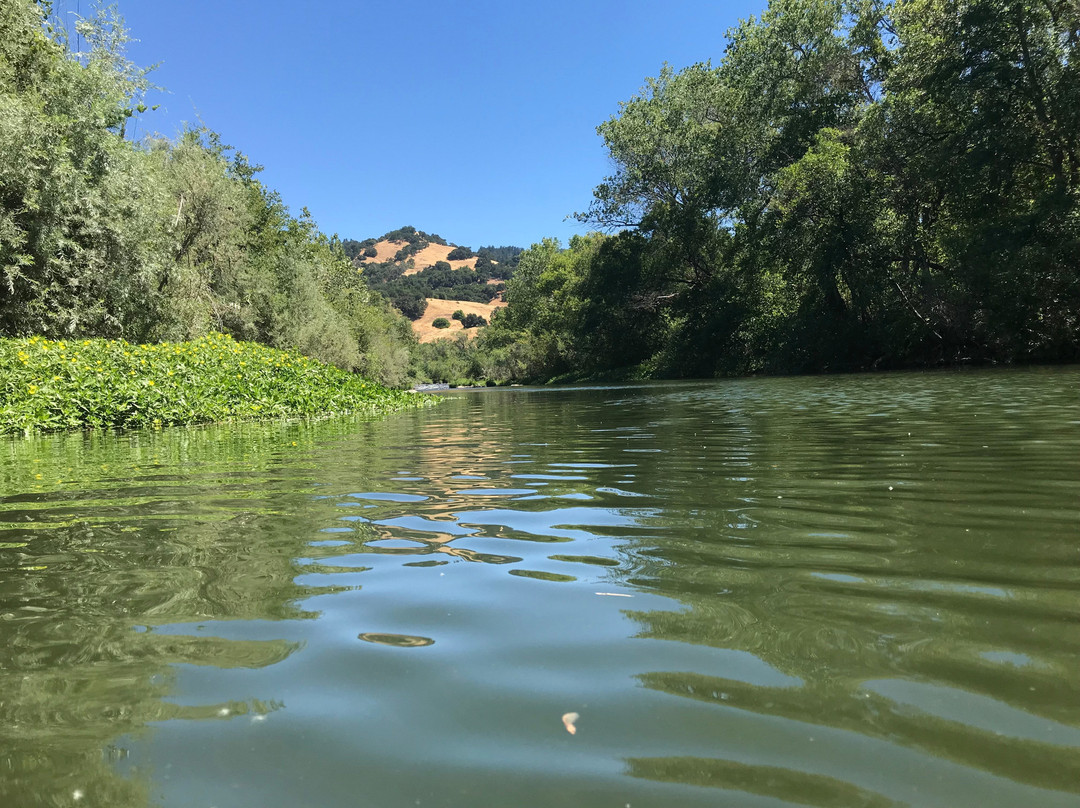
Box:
left=567, top=0, right=1079, bottom=376
left=461, top=313, right=487, bottom=328
left=0, top=1, right=164, bottom=339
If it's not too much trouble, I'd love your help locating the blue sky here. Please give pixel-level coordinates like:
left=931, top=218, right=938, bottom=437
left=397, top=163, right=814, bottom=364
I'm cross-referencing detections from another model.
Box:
left=55, top=0, right=761, bottom=249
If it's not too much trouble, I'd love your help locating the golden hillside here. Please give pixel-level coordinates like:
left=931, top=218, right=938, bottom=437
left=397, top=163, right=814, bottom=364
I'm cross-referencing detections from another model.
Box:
left=414, top=299, right=501, bottom=343
left=362, top=240, right=484, bottom=274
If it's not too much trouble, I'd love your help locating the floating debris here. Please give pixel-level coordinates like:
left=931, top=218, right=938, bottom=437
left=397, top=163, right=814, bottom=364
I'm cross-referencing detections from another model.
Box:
left=562, top=712, right=579, bottom=735
left=358, top=632, right=435, bottom=648
left=595, top=592, right=632, bottom=598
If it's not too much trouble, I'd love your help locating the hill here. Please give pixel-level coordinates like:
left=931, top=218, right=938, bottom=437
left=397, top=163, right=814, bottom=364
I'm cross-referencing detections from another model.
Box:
left=414, top=299, right=502, bottom=343
left=341, top=227, right=522, bottom=340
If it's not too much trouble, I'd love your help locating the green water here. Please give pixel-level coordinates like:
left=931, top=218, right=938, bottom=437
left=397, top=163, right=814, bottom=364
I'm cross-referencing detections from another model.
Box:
left=1, top=368, right=1078, bottom=808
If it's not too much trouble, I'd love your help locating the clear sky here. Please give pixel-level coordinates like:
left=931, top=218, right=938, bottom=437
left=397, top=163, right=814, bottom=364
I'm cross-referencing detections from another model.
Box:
left=53, top=0, right=761, bottom=250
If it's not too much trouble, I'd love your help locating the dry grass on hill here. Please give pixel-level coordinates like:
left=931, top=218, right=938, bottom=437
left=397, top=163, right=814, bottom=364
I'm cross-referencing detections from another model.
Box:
left=414, top=299, right=501, bottom=343
left=360, top=240, right=482, bottom=274
left=403, top=243, right=479, bottom=274
left=366, top=240, right=403, bottom=263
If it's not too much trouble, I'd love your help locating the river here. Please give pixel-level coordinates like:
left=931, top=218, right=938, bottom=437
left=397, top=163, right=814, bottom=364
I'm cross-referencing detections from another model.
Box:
left=1, top=367, right=1078, bottom=807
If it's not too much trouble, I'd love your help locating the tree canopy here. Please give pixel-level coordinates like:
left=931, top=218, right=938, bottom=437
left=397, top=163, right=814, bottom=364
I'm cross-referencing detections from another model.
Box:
left=491, top=0, right=1080, bottom=380
left=0, top=0, right=418, bottom=386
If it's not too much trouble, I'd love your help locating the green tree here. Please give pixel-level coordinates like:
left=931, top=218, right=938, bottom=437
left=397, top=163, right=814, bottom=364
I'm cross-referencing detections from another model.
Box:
left=0, top=1, right=164, bottom=339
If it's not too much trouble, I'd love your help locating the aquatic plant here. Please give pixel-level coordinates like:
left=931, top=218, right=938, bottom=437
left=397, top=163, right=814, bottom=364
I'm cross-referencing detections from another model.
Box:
left=0, top=333, right=435, bottom=434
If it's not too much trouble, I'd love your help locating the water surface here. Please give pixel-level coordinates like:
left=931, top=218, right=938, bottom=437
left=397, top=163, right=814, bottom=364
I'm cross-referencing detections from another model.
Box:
left=1, top=368, right=1078, bottom=807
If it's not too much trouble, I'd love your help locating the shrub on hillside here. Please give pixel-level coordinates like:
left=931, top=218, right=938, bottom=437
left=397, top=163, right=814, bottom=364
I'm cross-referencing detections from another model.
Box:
left=462, top=313, right=487, bottom=328
left=447, top=246, right=473, bottom=261
left=392, top=293, right=428, bottom=321
left=432, top=317, right=451, bottom=329
left=394, top=244, right=421, bottom=262
left=452, top=310, right=465, bottom=321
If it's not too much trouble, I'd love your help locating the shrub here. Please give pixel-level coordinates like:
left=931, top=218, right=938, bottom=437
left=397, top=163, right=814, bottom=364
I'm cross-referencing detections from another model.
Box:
left=462, top=313, right=487, bottom=328
left=432, top=317, right=451, bottom=329
left=394, top=244, right=419, bottom=262
left=452, top=310, right=465, bottom=321
left=392, top=293, right=428, bottom=321
left=447, top=245, right=473, bottom=261
left=363, top=245, right=377, bottom=258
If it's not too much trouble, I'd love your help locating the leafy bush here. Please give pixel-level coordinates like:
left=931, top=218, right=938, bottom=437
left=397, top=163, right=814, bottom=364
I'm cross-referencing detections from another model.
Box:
left=363, top=245, right=378, bottom=258
left=394, top=244, right=421, bottom=262
left=462, top=313, right=487, bottom=328
left=447, top=246, right=473, bottom=260
left=477, top=246, right=523, bottom=279
left=432, top=318, right=451, bottom=329
left=452, top=310, right=465, bottom=321
left=391, top=293, right=428, bottom=321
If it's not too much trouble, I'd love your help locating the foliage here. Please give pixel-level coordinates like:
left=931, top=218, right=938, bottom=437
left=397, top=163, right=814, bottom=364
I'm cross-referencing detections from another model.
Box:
left=0, top=0, right=163, bottom=339
left=477, top=245, right=523, bottom=266
left=365, top=261, right=502, bottom=310
left=476, top=246, right=522, bottom=280
left=392, top=292, right=428, bottom=321
left=452, top=310, right=465, bottom=321
left=414, top=333, right=488, bottom=385
left=0, top=1, right=420, bottom=390
left=0, top=333, right=435, bottom=434
left=432, top=317, right=450, bottom=329
left=382, top=225, right=447, bottom=246
left=345, top=230, right=518, bottom=321
left=461, top=313, right=487, bottom=328
left=538, top=0, right=1080, bottom=379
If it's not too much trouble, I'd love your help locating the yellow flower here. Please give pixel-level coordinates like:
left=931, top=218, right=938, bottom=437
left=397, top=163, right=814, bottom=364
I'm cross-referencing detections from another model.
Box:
left=146, top=380, right=155, bottom=387
left=27, top=384, right=37, bottom=395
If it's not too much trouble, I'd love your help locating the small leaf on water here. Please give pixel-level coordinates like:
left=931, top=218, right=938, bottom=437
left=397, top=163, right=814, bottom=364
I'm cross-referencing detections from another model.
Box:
left=562, top=712, right=579, bottom=735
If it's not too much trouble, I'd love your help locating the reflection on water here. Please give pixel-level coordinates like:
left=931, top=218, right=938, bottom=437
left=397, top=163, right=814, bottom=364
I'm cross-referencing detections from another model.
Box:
left=1, top=368, right=1078, bottom=807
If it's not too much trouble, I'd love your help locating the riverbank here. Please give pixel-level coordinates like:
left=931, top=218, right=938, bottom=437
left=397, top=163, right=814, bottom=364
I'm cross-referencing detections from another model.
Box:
left=0, top=333, right=436, bottom=434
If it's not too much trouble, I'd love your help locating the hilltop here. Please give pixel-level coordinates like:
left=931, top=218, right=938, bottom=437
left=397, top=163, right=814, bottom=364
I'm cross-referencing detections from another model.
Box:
left=342, top=227, right=522, bottom=341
